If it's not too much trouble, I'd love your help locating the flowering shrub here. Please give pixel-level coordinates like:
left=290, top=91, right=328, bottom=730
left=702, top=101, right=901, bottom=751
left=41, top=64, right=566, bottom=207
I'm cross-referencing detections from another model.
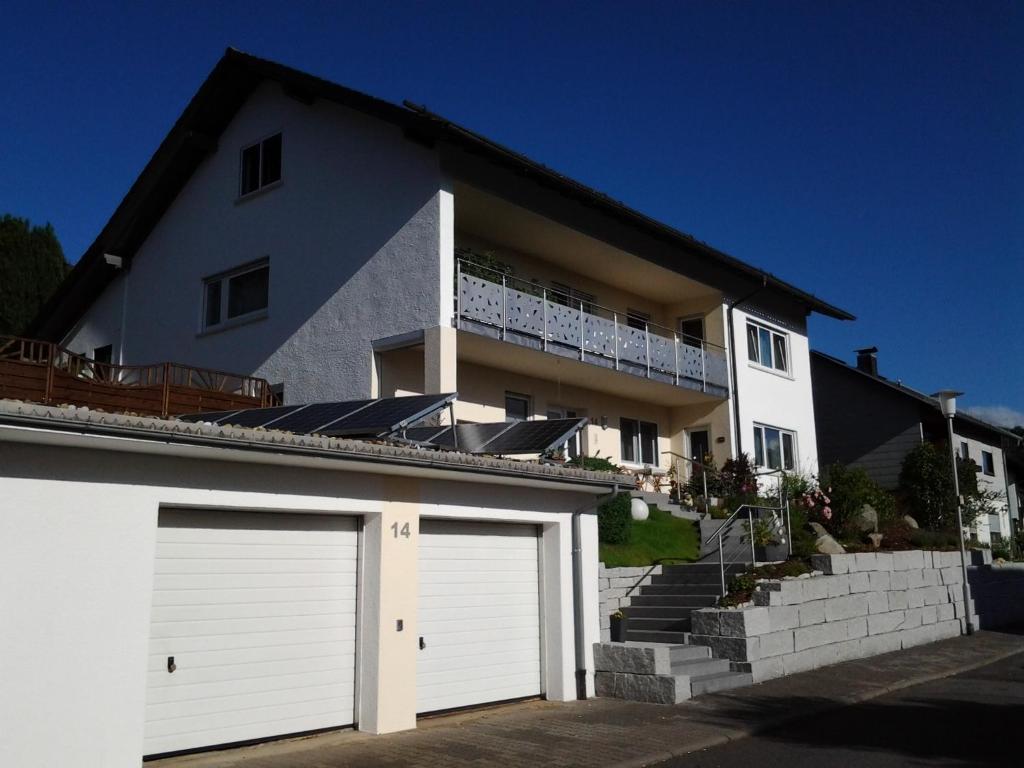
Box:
left=801, top=486, right=833, bottom=524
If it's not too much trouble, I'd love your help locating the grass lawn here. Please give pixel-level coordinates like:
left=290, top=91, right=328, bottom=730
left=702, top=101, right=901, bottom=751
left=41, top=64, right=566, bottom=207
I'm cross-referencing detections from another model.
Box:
left=599, top=506, right=700, bottom=567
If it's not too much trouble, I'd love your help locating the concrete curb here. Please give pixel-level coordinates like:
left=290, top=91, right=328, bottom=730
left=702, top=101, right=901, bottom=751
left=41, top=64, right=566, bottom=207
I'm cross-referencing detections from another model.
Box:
left=613, top=638, right=1024, bottom=767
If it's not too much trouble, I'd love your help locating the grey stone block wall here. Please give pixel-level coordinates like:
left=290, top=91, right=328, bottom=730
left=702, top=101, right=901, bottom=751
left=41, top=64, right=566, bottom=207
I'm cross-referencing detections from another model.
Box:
left=692, top=550, right=1023, bottom=684
left=599, top=563, right=662, bottom=641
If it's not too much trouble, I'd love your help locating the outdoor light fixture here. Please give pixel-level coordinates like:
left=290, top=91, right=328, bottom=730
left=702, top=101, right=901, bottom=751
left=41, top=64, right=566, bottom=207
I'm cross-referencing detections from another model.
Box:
left=932, top=389, right=974, bottom=634
left=103, top=253, right=123, bottom=268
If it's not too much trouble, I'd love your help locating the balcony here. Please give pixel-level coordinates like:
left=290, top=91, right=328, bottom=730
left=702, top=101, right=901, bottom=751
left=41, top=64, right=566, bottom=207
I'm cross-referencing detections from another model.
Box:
left=0, top=335, right=278, bottom=418
left=455, top=260, right=729, bottom=397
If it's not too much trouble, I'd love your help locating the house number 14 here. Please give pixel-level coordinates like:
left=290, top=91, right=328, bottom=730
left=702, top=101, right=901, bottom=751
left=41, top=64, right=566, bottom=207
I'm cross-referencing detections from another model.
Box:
left=391, top=522, right=411, bottom=539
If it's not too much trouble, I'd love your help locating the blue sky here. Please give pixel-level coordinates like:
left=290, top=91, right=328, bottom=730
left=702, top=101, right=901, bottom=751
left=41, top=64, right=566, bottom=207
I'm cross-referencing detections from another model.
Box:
left=2, top=1, right=1021, bottom=424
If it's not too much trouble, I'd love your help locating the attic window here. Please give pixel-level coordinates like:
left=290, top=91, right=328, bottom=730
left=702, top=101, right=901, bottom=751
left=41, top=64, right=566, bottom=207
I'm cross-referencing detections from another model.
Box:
left=240, top=133, right=282, bottom=196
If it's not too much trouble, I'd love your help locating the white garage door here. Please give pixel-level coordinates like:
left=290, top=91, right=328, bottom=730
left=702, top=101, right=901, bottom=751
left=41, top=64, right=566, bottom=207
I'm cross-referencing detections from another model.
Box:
left=144, top=510, right=358, bottom=757
left=417, top=520, right=542, bottom=714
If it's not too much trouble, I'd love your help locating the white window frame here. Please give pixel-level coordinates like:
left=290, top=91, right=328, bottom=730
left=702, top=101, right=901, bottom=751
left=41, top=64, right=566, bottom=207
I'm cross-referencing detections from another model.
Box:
left=746, top=320, right=790, bottom=374
left=239, top=132, right=283, bottom=198
left=620, top=417, right=658, bottom=466
left=202, top=259, right=270, bottom=331
left=753, top=423, right=797, bottom=471
left=547, top=406, right=585, bottom=459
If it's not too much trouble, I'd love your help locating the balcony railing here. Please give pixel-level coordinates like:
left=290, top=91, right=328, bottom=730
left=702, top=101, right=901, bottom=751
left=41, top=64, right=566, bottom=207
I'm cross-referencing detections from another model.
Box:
left=0, top=334, right=279, bottom=418
left=455, top=260, right=729, bottom=394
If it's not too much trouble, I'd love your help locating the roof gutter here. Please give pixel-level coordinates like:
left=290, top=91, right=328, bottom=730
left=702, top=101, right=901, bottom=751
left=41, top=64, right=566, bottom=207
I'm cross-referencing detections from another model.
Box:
left=726, top=277, right=768, bottom=457
left=0, top=415, right=626, bottom=493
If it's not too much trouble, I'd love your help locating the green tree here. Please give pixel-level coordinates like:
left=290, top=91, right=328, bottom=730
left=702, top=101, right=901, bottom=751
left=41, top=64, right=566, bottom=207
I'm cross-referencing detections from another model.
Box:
left=0, top=214, right=69, bottom=335
left=898, top=441, right=996, bottom=530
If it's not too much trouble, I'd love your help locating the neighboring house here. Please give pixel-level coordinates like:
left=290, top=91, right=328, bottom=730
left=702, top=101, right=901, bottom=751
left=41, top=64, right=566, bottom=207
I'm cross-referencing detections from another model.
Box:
left=0, top=399, right=622, bottom=765
left=811, top=348, right=1021, bottom=544
left=30, top=49, right=852, bottom=481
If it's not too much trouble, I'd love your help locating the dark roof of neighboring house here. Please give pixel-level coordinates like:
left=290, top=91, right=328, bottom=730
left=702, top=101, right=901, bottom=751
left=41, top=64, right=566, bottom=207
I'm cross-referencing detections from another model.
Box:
left=29, top=48, right=854, bottom=340
left=811, top=350, right=1022, bottom=446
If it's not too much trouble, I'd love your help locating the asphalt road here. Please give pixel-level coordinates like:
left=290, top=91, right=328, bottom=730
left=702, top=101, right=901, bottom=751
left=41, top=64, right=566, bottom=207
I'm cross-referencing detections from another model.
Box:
left=654, top=649, right=1024, bottom=767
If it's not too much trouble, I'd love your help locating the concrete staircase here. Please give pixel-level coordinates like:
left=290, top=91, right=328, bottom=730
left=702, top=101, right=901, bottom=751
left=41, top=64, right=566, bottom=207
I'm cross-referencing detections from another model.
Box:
left=623, top=562, right=749, bottom=644
left=594, top=642, right=753, bottom=703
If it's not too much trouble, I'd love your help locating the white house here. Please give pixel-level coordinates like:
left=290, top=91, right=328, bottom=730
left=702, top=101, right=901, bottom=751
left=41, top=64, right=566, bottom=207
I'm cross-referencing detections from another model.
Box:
left=0, top=400, right=624, bottom=766
left=30, top=49, right=853, bottom=485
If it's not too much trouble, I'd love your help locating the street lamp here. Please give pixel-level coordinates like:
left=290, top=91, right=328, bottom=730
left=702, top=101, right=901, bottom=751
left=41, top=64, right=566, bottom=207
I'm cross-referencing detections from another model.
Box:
left=933, top=390, right=974, bottom=635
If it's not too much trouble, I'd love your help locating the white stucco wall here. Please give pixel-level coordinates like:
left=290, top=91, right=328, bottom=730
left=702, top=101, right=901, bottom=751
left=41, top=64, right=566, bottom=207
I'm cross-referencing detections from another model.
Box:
left=64, top=81, right=446, bottom=403
left=0, top=431, right=603, bottom=767
left=730, top=306, right=819, bottom=480
left=953, top=430, right=1010, bottom=544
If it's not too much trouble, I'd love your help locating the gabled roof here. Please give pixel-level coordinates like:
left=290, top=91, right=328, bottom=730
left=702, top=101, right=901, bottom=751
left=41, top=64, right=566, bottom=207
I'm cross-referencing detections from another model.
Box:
left=811, top=350, right=1022, bottom=446
left=30, top=48, right=854, bottom=340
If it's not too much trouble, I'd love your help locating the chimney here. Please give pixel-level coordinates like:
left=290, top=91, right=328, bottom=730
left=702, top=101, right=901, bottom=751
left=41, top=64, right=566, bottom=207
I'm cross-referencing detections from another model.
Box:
left=856, top=346, right=879, bottom=377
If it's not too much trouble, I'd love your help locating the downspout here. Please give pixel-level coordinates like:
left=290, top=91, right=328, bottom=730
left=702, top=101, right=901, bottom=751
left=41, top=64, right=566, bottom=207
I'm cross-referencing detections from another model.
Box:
left=572, top=484, right=619, bottom=699
left=726, top=277, right=768, bottom=457
left=1001, top=438, right=1020, bottom=556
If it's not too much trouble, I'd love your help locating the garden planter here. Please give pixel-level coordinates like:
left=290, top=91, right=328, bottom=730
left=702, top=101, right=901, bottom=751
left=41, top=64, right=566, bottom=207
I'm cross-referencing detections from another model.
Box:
left=610, top=613, right=628, bottom=642
left=754, top=543, right=789, bottom=562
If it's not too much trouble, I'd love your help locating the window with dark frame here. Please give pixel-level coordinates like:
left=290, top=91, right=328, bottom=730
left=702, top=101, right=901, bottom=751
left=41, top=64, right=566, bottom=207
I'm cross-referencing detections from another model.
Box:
left=746, top=321, right=789, bottom=373
left=753, top=423, right=797, bottom=470
left=960, top=442, right=970, bottom=461
left=626, top=309, right=650, bottom=331
left=239, top=133, right=282, bottom=196
left=504, top=392, right=531, bottom=423
left=92, top=345, right=113, bottom=364
left=620, top=417, right=658, bottom=465
left=678, top=316, right=705, bottom=346
left=982, top=450, right=995, bottom=476
left=203, top=261, right=270, bottom=329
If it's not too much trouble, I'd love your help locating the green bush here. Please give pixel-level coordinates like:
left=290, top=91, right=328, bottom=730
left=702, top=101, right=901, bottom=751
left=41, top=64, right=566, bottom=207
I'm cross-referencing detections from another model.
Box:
left=787, top=505, right=818, bottom=558
left=908, top=528, right=961, bottom=550
left=898, top=441, right=989, bottom=530
left=992, top=540, right=1012, bottom=560
left=820, top=463, right=896, bottom=534
left=567, top=454, right=620, bottom=473
left=598, top=492, right=632, bottom=545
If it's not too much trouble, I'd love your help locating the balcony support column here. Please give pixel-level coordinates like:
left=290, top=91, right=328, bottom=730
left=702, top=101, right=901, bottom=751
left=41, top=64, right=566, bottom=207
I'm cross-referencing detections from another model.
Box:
left=424, top=326, right=457, bottom=424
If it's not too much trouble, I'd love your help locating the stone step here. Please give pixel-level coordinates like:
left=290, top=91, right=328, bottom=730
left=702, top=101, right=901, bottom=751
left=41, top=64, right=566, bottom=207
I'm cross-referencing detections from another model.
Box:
left=668, top=644, right=711, bottom=663
left=689, top=670, right=754, bottom=697
left=640, top=583, right=723, bottom=596
left=627, top=616, right=692, bottom=632
left=660, top=562, right=748, bottom=574
left=650, top=572, right=728, bottom=585
left=624, top=629, right=690, bottom=644
left=625, top=605, right=702, bottom=619
left=629, top=594, right=720, bottom=607
left=671, top=657, right=732, bottom=678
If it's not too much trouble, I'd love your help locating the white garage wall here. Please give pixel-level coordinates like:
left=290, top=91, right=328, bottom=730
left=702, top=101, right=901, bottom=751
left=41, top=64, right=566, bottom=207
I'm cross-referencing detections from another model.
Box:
left=0, top=437, right=603, bottom=767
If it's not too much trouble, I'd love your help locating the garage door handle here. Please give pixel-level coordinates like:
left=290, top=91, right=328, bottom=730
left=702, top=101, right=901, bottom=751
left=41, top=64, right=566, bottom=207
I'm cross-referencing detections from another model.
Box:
left=167, top=656, right=176, bottom=673
left=419, top=637, right=425, bottom=650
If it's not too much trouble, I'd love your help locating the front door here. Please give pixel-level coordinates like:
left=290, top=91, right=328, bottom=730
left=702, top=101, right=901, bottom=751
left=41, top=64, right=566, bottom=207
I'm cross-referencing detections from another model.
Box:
left=688, top=429, right=711, bottom=471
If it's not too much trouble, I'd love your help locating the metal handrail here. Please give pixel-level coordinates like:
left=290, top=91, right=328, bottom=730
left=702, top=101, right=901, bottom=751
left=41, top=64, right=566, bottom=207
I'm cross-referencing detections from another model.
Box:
left=705, top=503, right=788, bottom=595
left=455, top=257, right=728, bottom=355
left=662, top=450, right=713, bottom=516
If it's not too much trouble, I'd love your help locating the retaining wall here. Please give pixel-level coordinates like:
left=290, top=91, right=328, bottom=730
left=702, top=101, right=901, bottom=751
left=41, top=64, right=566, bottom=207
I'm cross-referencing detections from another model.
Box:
left=971, top=562, right=1024, bottom=629
left=690, top=550, right=983, bottom=683
left=599, top=563, right=661, bottom=642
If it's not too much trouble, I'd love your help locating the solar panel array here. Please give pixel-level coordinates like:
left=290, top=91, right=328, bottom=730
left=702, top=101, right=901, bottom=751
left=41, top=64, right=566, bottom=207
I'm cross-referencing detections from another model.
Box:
left=179, top=394, right=585, bottom=455
left=404, top=418, right=588, bottom=456
left=475, top=418, right=587, bottom=455
left=179, top=393, right=456, bottom=438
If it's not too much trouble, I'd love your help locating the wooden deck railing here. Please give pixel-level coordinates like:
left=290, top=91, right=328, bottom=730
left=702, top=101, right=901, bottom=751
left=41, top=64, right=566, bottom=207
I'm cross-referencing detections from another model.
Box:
left=0, top=335, right=277, bottom=418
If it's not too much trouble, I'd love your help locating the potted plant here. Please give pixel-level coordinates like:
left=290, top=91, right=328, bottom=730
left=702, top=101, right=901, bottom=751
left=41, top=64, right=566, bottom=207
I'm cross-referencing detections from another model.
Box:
left=744, top=515, right=788, bottom=562
left=610, top=609, right=628, bottom=642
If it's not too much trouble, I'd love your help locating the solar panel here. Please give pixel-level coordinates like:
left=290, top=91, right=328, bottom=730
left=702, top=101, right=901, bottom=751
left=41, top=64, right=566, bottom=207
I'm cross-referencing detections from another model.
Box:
left=218, top=404, right=305, bottom=428
left=322, top=393, right=457, bottom=437
left=176, top=409, right=243, bottom=424
left=475, top=418, right=588, bottom=455
left=267, top=400, right=376, bottom=434
left=403, top=425, right=454, bottom=445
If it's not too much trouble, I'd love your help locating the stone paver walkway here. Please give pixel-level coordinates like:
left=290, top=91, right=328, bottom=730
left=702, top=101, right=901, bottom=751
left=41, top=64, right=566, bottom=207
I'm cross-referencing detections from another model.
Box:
left=159, top=629, right=1024, bottom=768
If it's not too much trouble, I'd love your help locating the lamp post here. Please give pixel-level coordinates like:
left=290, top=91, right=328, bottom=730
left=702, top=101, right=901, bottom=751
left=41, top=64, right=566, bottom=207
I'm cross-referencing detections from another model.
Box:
left=933, top=390, right=974, bottom=635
